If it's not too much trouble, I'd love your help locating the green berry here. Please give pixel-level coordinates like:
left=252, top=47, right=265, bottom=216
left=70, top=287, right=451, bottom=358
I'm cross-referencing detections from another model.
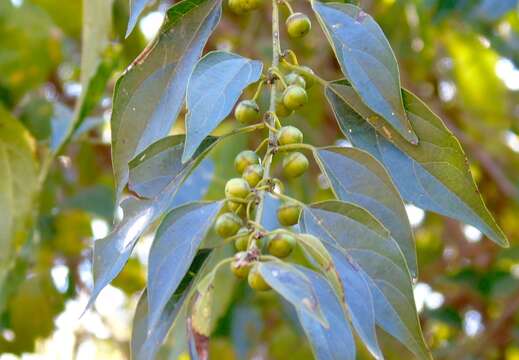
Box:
left=297, top=66, right=315, bottom=89
left=285, top=72, right=306, bottom=88
left=282, top=85, right=308, bottom=110
left=277, top=126, right=303, bottom=146
left=248, top=265, right=271, bottom=291
left=286, top=12, right=312, bottom=38
left=275, top=98, right=294, bottom=117
left=215, top=212, right=242, bottom=238
left=225, top=178, right=251, bottom=199
left=230, top=253, right=251, bottom=278
left=267, top=232, right=296, bottom=258
left=234, top=228, right=250, bottom=251
left=277, top=202, right=301, bottom=226
left=229, top=0, right=262, bottom=13
left=234, top=150, right=260, bottom=174
left=282, top=152, right=309, bottom=178
left=242, top=164, right=263, bottom=187
left=234, top=100, right=260, bottom=124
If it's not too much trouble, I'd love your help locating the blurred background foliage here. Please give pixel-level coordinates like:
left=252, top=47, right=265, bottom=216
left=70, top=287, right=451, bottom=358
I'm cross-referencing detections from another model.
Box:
left=0, top=0, right=518, bottom=359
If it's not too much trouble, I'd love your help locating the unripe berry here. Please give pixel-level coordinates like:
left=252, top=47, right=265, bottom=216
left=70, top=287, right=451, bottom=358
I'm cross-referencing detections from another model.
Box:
left=215, top=212, right=242, bottom=238
left=285, top=72, right=306, bottom=88
left=230, top=253, right=251, bottom=278
left=234, top=228, right=250, bottom=251
left=234, top=100, right=260, bottom=124
left=267, top=232, right=296, bottom=258
left=242, top=164, right=263, bottom=187
left=248, top=265, right=271, bottom=291
left=228, top=0, right=262, bottom=14
left=282, top=152, right=309, bottom=178
left=277, top=202, right=301, bottom=226
left=298, top=66, right=315, bottom=89
left=286, top=12, right=312, bottom=39
left=277, top=126, right=303, bottom=146
left=275, top=98, right=294, bottom=117
left=234, top=150, right=260, bottom=174
left=282, top=85, right=308, bottom=110
left=225, top=178, right=251, bottom=200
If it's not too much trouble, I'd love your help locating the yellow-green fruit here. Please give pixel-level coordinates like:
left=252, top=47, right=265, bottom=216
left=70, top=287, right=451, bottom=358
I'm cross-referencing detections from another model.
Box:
left=277, top=126, right=303, bottom=146
left=215, top=212, right=242, bottom=238
left=282, top=85, right=308, bottom=110
left=225, top=177, right=251, bottom=199
left=248, top=265, right=271, bottom=291
left=277, top=202, right=301, bottom=226
left=286, top=12, right=312, bottom=38
left=283, top=152, right=309, bottom=178
left=229, top=0, right=262, bottom=13
left=234, top=99, right=260, bottom=123
left=242, top=164, right=264, bottom=187
left=234, top=228, right=250, bottom=251
left=231, top=255, right=251, bottom=278
left=298, top=66, right=315, bottom=88
left=285, top=72, right=306, bottom=88
left=234, top=150, right=260, bottom=174
left=275, top=98, right=294, bottom=117
left=267, top=233, right=296, bottom=258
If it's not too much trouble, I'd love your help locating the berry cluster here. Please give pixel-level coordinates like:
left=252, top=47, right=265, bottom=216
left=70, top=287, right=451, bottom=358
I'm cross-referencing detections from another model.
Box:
left=214, top=25, right=314, bottom=290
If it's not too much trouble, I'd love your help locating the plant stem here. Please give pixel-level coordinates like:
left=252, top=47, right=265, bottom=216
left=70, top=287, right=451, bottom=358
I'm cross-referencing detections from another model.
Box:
left=251, top=0, right=281, bottom=248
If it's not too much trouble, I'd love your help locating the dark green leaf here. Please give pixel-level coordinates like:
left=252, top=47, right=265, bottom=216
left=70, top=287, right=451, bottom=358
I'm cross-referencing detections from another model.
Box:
left=182, top=51, right=262, bottom=162
left=312, top=1, right=417, bottom=143
left=296, top=266, right=356, bottom=360
left=326, top=81, right=508, bottom=247
left=301, top=201, right=430, bottom=359
left=147, top=201, right=222, bottom=330
left=314, top=146, right=416, bottom=276
left=111, top=0, right=221, bottom=202
left=257, top=261, right=328, bottom=327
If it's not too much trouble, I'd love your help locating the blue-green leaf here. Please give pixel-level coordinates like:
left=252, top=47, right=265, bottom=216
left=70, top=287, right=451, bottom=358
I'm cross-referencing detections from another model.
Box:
left=182, top=51, right=263, bottom=162
left=312, top=1, right=416, bottom=143
left=257, top=261, right=328, bottom=327
left=314, top=146, right=416, bottom=277
left=301, top=201, right=430, bottom=359
left=296, top=266, right=356, bottom=360
left=126, top=0, right=155, bottom=37
left=147, top=201, right=222, bottom=330
left=326, top=81, right=508, bottom=247
left=111, top=0, right=221, bottom=202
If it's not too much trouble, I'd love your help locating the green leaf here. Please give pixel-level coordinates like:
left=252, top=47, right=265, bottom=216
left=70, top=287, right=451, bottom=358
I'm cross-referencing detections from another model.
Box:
left=296, top=266, right=356, bottom=360
left=301, top=201, right=430, bottom=359
left=313, top=146, right=417, bottom=277
left=147, top=201, right=223, bottom=331
left=111, top=0, right=221, bottom=202
left=257, top=261, right=328, bottom=327
left=0, top=108, right=38, bottom=292
left=88, top=135, right=219, bottom=309
left=326, top=81, right=508, bottom=247
left=312, top=1, right=417, bottom=143
left=126, top=0, right=156, bottom=37
left=182, top=51, right=263, bottom=162
left=131, top=249, right=211, bottom=360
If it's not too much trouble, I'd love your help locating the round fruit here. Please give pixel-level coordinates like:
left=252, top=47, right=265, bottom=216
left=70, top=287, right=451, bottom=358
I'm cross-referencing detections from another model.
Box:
left=282, top=152, right=309, bottom=178
left=297, top=66, right=315, bottom=88
left=248, top=265, right=271, bottom=291
left=285, top=72, right=306, bottom=88
left=267, top=232, right=296, bottom=258
left=231, top=255, right=251, bottom=279
left=277, top=202, right=301, bottom=226
left=215, top=212, right=242, bottom=238
left=225, top=177, right=251, bottom=200
left=275, top=98, right=294, bottom=117
left=286, top=12, right=312, bottom=38
left=228, top=0, right=262, bottom=13
left=234, top=100, right=260, bottom=124
left=234, top=228, right=250, bottom=251
left=242, top=164, right=264, bottom=187
left=277, top=126, right=303, bottom=146
left=234, top=150, right=260, bottom=174
left=282, top=85, right=308, bottom=110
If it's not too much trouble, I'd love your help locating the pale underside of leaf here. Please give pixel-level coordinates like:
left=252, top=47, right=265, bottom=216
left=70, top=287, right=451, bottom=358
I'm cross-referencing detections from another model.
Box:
left=326, top=81, right=508, bottom=247
left=126, top=0, right=155, bottom=37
